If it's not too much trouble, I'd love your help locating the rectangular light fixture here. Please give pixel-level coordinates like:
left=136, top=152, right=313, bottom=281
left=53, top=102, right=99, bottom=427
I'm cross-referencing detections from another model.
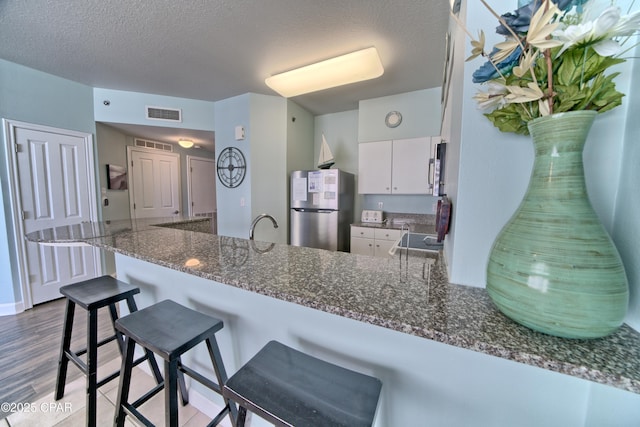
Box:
left=265, top=47, right=384, bottom=98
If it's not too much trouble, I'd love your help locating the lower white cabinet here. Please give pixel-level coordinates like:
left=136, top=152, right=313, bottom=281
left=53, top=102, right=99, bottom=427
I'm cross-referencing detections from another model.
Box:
left=350, top=226, right=402, bottom=258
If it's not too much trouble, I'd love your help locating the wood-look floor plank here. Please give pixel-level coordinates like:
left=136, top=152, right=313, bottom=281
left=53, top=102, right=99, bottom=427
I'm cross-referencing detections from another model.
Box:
left=0, top=298, right=122, bottom=420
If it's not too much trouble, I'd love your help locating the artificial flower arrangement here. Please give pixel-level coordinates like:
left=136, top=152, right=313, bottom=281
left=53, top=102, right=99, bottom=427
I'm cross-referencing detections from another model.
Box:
left=456, top=0, right=640, bottom=135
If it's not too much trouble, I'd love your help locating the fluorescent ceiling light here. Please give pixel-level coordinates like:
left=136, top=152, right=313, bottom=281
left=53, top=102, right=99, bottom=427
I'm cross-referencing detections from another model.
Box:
left=265, top=47, right=384, bottom=98
left=178, top=139, right=194, bottom=148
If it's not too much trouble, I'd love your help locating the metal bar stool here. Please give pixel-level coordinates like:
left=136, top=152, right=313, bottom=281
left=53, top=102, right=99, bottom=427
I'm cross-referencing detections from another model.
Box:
left=114, top=299, right=238, bottom=427
left=54, top=275, right=163, bottom=427
left=223, top=340, right=382, bottom=427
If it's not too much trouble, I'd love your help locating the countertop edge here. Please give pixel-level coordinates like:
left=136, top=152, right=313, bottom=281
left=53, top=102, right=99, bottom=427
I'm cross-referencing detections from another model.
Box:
left=93, top=239, right=640, bottom=395
left=28, top=221, right=640, bottom=395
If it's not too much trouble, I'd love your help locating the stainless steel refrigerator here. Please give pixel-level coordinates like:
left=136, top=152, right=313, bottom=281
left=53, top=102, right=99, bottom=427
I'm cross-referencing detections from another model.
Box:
left=290, top=169, right=354, bottom=251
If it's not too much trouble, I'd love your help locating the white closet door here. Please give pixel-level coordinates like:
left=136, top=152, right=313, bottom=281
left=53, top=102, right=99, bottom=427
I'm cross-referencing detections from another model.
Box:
left=16, top=127, right=98, bottom=304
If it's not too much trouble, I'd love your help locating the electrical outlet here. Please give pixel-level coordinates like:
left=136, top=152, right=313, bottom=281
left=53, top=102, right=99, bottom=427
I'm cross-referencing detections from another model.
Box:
left=378, top=201, right=383, bottom=209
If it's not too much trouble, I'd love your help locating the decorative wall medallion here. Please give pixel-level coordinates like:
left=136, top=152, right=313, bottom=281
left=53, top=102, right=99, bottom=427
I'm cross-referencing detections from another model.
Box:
left=217, top=147, right=246, bottom=188
left=385, top=111, right=403, bottom=128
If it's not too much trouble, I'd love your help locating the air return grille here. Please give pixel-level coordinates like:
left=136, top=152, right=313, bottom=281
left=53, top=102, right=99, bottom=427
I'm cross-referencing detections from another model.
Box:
left=134, top=138, right=173, bottom=152
left=145, top=106, right=182, bottom=122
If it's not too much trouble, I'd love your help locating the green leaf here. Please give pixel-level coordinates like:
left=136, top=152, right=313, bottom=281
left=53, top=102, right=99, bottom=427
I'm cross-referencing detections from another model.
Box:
left=556, top=47, right=625, bottom=87
left=485, top=105, right=531, bottom=135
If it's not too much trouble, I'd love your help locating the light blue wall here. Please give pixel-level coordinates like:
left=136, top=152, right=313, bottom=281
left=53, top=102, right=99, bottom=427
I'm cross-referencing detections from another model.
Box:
left=92, top=88, right=217, bottom=220
left=315, top=91, right=444, bottom=220
left=358, top=88, right=442, bottom=142
left=249, top=94, right=288, bottom=243
left=96, top=123, right=132, bottom=221
left=448, top=0, right=636, bottom=292
left=117, top=253, right=640, bottom=426
left=314, top=110, right=360, bottom=220
left=286, top=100, right=315, bottom=176
left=0, top=59, right=95, bottom=306
left=613, top=41, right=640, bottom=330
left=358, top=88, right=443, bottom=217
left=93, top=88, right=215, bottom=131
left=215, top=94, right=252, bottom=238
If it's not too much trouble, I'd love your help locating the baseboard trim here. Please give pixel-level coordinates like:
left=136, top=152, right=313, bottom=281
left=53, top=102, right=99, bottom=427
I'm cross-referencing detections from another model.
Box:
left=0, top=301, right=25, bottom=316
left=188, top=389, right=234, bottom=427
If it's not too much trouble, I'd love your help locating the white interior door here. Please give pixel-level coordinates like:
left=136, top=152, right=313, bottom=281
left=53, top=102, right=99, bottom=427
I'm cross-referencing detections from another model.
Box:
left=128, top=147, right=181, bottom=219
left=12, top=124, right=100, bottom=306
left=187, top=156, right=216, bottom=217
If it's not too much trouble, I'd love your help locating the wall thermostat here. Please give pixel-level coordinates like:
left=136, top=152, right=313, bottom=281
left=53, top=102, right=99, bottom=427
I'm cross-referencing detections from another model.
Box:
left=235, top=126, right=245, bottom=140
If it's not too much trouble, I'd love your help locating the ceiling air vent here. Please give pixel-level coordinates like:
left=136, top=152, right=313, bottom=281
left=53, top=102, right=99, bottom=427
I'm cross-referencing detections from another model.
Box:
left=134, top=138, right=174, bottom=152
left=145, top=106, right=182, bottom=122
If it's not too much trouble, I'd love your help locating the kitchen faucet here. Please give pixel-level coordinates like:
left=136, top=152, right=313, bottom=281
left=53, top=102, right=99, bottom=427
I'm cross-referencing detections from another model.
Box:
left=249, top=214, right=278, bottom=240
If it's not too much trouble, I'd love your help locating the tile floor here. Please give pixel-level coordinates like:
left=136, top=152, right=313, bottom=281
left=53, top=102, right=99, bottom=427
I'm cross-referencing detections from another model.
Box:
left=3, top=357, right=229, bottom=427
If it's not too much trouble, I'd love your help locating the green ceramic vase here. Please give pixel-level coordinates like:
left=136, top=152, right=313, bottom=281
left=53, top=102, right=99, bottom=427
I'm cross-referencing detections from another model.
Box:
left=486, top=111, right=629, bottom=339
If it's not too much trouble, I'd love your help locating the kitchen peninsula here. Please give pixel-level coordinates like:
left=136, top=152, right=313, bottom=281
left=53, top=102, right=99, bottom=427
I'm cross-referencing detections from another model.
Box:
left=28, top=219, right=640, bottom=426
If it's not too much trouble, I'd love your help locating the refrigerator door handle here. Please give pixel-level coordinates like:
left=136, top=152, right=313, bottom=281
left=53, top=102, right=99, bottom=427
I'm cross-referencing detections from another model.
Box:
left=292, top=208, right=334, bottom=213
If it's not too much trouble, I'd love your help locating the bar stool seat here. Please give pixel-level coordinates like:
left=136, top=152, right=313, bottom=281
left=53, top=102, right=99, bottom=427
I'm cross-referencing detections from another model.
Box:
left=114, top=299, right=237, bottom=427
left=223, top=340, right=382, bottom=427
left=54, top=275, right=162, bottom=427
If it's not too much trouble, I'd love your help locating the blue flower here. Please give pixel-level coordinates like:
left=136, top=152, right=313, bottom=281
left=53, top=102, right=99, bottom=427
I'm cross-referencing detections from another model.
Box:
left=496, top=0, right=588, bottom=36
left=472, top=46, right=523, bottom=83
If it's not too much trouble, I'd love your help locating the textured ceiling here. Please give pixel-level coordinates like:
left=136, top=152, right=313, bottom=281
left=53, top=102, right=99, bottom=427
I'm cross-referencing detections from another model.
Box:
left=0, top=0, right=450, bottom=147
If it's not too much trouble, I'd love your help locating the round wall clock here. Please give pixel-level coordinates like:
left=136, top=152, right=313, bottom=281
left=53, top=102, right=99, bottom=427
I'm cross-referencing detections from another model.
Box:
left=385, top=110, right=403, bottom=128
left=217, top=147, right=246, bottom=188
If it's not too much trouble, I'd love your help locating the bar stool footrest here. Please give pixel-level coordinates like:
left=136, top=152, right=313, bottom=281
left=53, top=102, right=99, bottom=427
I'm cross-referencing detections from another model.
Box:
left=72, top=333, right=119, bottom=358
left=121, top=402, right=155, bottom=427
left=179, top=363, right=222, bottom=395
left=131, top=383, right=164, bottom=409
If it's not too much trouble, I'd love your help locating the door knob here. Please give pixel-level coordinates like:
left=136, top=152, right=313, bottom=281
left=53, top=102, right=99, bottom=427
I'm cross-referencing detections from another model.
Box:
left=173, top=210, right=179, bottom=214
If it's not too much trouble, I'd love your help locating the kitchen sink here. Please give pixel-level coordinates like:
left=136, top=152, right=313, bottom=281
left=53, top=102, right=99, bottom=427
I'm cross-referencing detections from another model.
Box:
left=389, top=232, right=443, bottom=255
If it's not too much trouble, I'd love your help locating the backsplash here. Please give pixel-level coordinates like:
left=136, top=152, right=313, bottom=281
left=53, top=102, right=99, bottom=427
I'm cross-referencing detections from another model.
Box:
left=385, top=212, right=434, bottom=225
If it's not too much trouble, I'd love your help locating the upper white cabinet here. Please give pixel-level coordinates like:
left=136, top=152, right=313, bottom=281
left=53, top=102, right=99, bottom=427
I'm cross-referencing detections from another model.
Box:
left=358, top=140, right=393, bottom=194
left=358, top=137, right=435, bottom=194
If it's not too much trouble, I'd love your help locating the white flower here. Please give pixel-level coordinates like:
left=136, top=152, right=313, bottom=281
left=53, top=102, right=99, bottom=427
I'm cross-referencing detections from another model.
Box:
left=473, top=81, right=508, bottom=110
left=505, top=83, right=544, bottom=104
left=554, top=4, right=640, bottom=57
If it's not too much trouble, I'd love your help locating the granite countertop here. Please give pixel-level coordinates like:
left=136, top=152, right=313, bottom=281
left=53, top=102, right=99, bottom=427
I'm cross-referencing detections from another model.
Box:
left=26, top=221, right=640, bottom=394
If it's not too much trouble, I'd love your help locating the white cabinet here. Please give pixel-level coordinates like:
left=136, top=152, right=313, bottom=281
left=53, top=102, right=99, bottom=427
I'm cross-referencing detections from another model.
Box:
left=358, top=140, right=392, bottom=194
left=350, top=226, right=402, bottom=258
left=350, top=226, right=375, bottom=256
left=358, top=137, right=436, bottom=194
